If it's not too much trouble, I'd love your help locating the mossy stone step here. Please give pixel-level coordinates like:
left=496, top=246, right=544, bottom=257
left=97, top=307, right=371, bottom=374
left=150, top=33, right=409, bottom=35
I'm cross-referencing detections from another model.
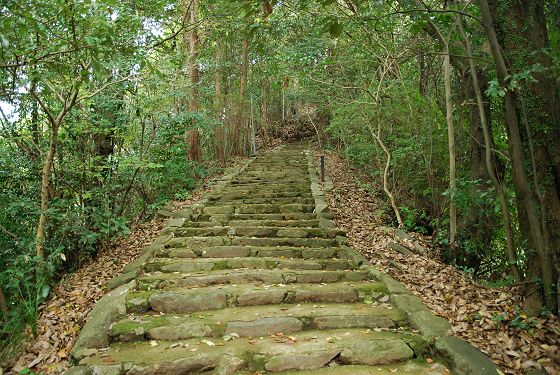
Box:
left=227, top=219, right=318, bottom=227
left=110, top=303, right=406, bottom=343
left=126, top=281, right=389, bottom=314
left=210, top=197, right=316, bottom=205
left=165, top=236, right=338, bottom=250
left=222, top=185, right=312, bottom=193
left=156, top=245, right=344, bottom=260
left=192, top=213, right=317, bottom=223
left=80, top=329, right=419, bottom=373
left=144, top=256, right=353, bottom=273
left=210, top=190, right=312, bottom=199
left=137, top=269, right=371, bottom=290
left=273, top=363, right=448, bottom=374
left=173, top=226, right=344, bottom=239
left=202, top=203, right=315, bottom=215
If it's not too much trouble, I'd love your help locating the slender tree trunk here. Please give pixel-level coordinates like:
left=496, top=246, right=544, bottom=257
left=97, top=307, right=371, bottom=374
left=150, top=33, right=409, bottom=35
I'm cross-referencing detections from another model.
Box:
left=30, top=79, right=39, bottom=147
left=186, top=0, right=201, bottom=161
left=261, top=78, right=270, bottom=147
left=488, top=0, right=560, bottom=314
left=233, top=37, right=249, bottom=156
left=214, top=43, right=225, bottom=161
left=33, top=86, right=79, bottom=259
left=456, top=9, right=521, bottom=281
left=0, top=286, right=9, bottom=325
left=443, top=42, right=457, bottom=247
left=479, top=0, right=554, bottom=310
left=36, top=122, right=59, bottom=258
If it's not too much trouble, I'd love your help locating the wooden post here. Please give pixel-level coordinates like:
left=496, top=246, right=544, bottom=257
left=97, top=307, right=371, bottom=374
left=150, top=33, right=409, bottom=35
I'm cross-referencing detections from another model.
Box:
left=320, top=155, right=325, bottom=183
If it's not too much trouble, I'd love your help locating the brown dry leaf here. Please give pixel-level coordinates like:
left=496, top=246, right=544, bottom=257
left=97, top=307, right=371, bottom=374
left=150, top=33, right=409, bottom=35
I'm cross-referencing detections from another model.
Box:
left=7, top=157, right=250, bottom=374
left=314, top=148, right=560, bottom=375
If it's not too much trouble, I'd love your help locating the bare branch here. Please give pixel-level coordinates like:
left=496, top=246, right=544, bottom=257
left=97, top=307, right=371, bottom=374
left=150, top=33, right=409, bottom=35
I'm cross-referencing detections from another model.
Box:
left=76, top=75, right=136, bottom=103
left=31, top=90, right=56, bottom=125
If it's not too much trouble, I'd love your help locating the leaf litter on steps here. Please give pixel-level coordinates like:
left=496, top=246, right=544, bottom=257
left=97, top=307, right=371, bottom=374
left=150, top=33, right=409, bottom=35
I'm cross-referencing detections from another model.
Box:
left=5, top=156, right=249, bottom=375
left=313, top=148, right=560, bottom=375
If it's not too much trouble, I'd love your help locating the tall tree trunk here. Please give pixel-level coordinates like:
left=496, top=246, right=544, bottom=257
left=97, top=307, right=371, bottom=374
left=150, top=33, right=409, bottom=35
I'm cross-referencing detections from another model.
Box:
left=260, top=78, right=270, bottom=146
left=0, top=287, right=8, bottom=325
left=479, top=0, right=555, bottom=311
left=233, top=37, right=249, bottom=156
left=487, top=0, right=560, bottom=314
left=214, top=43, right=225, bottom=161
left=443, top=42, right=457, bottom=247
left=33, top=88, right=79, bottom=259
left=186, top=0, right=201, bottom=161
left=30, top=79, right=39, bottom=147
left=456, top=8, right=521, bottom=281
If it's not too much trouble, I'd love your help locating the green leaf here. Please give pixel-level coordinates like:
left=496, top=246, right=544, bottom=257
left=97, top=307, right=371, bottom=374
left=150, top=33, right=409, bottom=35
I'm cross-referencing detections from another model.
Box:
left=329, top=21, right=342, bottom=37
left=0, top=34, right=9, bottom=48
left=41, top=285, right=50, bottom=298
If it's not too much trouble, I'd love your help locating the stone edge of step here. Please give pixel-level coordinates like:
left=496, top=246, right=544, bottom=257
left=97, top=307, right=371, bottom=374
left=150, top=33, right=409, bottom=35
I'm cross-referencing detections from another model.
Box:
left=304, top=144, right=499, bottom=375
left=69, top=157, right=258, bottom=363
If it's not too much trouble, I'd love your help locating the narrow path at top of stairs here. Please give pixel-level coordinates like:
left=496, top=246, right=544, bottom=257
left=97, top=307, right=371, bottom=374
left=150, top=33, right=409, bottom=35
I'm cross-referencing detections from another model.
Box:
left=66, top=144, right=498, bottom=375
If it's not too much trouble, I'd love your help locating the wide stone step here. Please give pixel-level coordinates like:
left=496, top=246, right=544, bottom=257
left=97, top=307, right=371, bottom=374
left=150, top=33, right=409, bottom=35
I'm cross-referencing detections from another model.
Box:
left=165, top=236, right=339, bottom=250
left=210, top=197, right=316, bottom=205
left=80, top=329, right=421, bottom=373
left=138, top=269, right=371, bottom=290
left=144, top=256, right=353, bottom=273
left=110, top=303, right=406, bottom=343
left=125, top=281, right=389, bottom=314
left=193, top=213, right=318, bottom=224
left=208, top=191, right=313, bottom=201
left=222, top=185, right=312, bottom=193
left=156, top=245, right=345, bottom=260
left=202, top=203, right=315, bottom=215
left=185, top=219, right=319, bottom=228
left=173, top=226, right=344, bottom=239
left=274, top=363, right=448, bottom=375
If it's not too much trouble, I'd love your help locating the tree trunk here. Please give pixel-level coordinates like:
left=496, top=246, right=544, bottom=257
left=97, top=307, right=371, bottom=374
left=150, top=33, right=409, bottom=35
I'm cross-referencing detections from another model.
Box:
left=233, top=37, right=249, bottom=156
left=443, top=43, right=457, bottom=247
left=0, top=286, right=9, bottom=325
left=456, top=9, right=521, bottom=281
left=260, top=78, right=270, bottom=147
left=186, top=0, right=201, bottom=161
left=487, top=0, right=560, bottom=314
left=36, top=121, right=59, bottom=258
left=479, top=0, right=555, bottom=311
left=214, top=43, right=225, bottom=161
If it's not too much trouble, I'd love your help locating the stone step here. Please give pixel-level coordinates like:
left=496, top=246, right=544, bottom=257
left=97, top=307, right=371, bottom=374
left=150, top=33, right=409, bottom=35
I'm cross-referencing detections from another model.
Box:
left=125, top=281, right=389, bottom=314
left=222, top=185, right=311, bottom=192
left=109, top=303, right=406, bottom=343
left=273, top=363, right=448, bottom=375
left=208, top=191, right=312, bottom=200
left=173, top=226, right=344, bottom=239
left=156, top=246, right=345, bottom=260
left=210, top=197, right=316, bottom=205
left=229, top=180, right=309, bottom=187
left=165, top=236, right=339, bottom=250
left=202, top=213, right=318, bottom=222
left=186, top=219, right=319, bottom=228
left=202, top=203, right=315, bottom=215
left=138, top=269, right=371, bottom=290
left=185, top=219, right=320, bottom=228
left=144, top=256, right=352, bottom=273
left=79, top=329, right=422, bottom=373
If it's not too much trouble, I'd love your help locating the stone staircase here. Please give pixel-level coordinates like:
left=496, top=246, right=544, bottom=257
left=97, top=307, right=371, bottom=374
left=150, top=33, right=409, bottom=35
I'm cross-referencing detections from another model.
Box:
left=67, top=145, right=498, bottom=375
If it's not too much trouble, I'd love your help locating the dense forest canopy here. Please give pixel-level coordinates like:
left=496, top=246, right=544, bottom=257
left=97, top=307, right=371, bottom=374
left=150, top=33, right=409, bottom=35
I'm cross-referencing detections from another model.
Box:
left=1, top=0, right=559, bottom=360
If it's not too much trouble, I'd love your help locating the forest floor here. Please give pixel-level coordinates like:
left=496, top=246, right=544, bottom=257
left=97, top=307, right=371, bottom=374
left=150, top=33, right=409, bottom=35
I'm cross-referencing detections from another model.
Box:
left=314, top=148, right=560, bottom=375
left=4, top=144, right=559, bottom=375
left=4, top=157, right=248, bottom=375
